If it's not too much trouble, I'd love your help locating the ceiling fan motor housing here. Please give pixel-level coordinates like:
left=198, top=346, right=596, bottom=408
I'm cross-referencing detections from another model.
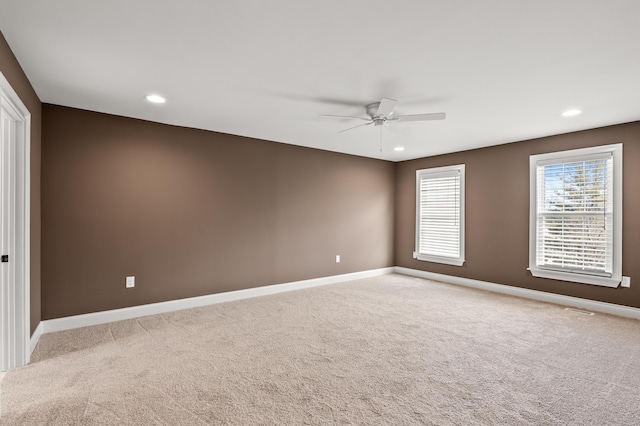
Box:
left=366, top=102, right=388, bottom=126
left=366, top=102, right=382, bottom=118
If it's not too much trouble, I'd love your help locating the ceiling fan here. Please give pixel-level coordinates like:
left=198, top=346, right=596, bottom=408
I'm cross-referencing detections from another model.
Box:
left=321, top=98, right=446, bottom=133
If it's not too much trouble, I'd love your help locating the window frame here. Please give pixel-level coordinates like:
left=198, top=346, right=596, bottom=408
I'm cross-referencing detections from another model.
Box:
left=414, top=164, right=465, bottom=266
left=529, top=144, right=623, bottom=287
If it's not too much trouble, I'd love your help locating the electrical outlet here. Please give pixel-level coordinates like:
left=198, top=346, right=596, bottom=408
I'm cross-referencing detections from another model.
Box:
left=126, top=276, right=135, bottom=288
left=335, top=255, right=340, bottom=263
left=621, top=276, right=631, bottom=288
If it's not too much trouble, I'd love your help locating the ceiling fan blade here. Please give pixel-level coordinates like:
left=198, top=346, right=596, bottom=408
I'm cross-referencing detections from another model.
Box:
left=320, top=114, right=370, bottom=121
left=394, top=112, right=446, bottom=122
left=338, top=122, right=373, bottom=133
left=376, top=98, right=398, bottom=117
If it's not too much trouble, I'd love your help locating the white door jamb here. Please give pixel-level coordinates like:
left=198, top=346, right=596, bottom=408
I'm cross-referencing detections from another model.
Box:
left=0, top=71, right=31, bottom=371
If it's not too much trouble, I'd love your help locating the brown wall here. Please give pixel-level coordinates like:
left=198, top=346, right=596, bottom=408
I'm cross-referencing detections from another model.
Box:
left=41, top=105, right=395, bottom=319
left=0, top=32, right=42, bottom=334
left=395, top=121, right=640, bottom=308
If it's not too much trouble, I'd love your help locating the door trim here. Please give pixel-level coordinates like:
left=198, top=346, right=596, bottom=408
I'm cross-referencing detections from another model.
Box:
left=0, top=71, right=31, bottom=371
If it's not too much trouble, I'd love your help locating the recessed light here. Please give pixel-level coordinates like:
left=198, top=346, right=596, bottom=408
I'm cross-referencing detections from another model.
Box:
left=394, top=146, right=405, bottom=152
left=146, top=94, right=166, bottom=104
left=561, top=109, right=581, bottom=117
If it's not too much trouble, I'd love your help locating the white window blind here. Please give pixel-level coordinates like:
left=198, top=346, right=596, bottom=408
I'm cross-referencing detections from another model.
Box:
left=414, top=165, right=465, bottom=266
left=529, top=144, right=622, bottom=287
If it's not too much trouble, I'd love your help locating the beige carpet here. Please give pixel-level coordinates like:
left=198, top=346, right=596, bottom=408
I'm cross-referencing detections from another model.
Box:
left=2, top=274, right=640, bottom=425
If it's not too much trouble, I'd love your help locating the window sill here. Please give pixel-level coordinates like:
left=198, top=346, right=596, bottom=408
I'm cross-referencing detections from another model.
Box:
left=528, top=267, right=620, bottom=288
left=414, top=252, right=465, bottom=266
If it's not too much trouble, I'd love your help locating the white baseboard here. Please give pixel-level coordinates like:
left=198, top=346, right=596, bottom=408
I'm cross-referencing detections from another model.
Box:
left=33, top=266, right=638, bottom=344
left=30, top=321, right=43, bottom=355
left=395, top=267, right=640, bottom=320
left=40, top=267, right=395, bottom=335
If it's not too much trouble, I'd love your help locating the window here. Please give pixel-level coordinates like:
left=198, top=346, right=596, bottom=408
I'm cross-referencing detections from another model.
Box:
left=414, top=164, right=465, bottom=266
left=529, top=144, right=622, bottom=287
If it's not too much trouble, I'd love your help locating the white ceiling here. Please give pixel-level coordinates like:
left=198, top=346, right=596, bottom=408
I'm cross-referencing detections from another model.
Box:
left=1, top=1, right=639, bottom=161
